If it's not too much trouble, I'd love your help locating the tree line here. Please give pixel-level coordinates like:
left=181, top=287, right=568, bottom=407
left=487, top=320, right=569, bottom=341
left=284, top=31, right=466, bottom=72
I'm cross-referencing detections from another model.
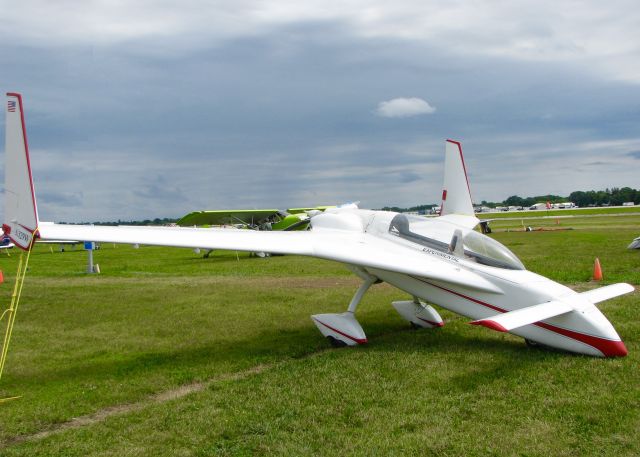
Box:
left=497, top=187, right=639, bottom=208
left=381, top=187, right=639, bottom=213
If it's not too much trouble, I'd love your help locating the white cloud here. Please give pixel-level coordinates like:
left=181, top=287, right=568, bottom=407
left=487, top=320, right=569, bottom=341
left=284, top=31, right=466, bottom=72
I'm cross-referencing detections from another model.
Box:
left=376, top=97, right=436, bottom=118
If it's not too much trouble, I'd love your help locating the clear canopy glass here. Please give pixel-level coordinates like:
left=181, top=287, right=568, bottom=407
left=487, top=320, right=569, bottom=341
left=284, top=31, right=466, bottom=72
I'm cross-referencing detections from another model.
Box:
left=388, top=214, right=525, bottom=270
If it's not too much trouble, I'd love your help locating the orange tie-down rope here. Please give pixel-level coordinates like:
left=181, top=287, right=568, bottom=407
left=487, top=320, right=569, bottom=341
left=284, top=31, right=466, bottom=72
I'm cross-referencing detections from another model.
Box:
left=0, top=248, right=32, bottom=403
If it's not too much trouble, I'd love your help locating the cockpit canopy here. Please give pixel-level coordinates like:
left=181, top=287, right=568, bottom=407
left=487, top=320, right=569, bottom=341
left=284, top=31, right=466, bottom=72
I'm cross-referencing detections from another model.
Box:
left=388, top=214, right=525, bottom=270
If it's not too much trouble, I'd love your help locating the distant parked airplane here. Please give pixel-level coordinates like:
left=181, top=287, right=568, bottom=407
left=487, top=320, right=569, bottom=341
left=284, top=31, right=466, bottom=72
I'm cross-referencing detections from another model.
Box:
left=0, top=232, right=15, bottom=252
left=177, top=208, right=328, bottom=231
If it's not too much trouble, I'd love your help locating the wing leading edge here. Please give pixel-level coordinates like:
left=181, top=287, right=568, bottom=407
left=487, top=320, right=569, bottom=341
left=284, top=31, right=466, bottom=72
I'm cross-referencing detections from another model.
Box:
left=38, top=222, right=503, bottom=294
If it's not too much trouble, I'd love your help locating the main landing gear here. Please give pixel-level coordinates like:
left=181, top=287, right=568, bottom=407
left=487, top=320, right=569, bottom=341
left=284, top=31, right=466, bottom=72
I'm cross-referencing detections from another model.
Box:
left=311, top=272, right=377, bottom=347
left=311, top=268, right=444, bottom=347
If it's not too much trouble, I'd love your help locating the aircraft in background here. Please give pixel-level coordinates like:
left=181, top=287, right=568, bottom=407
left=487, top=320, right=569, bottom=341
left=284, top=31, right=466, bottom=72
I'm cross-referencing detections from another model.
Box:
left=178, top=207, right=345, bottom=257
left=4, top=93, right=634, bottom=357
left=37, top=236, right=86, bottom=252
left=178, top=208, right=325, bottom=257
left=1, top=232, right=15, bottom=253
left=629, top=236, right=640, bottom=250
left=4, top=227, right=82, bottom=253
left=177, top=207, right=331, bottom=232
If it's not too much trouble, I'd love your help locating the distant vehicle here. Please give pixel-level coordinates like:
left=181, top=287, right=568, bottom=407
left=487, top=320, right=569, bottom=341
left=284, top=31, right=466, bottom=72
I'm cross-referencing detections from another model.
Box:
left=622, top=202, right=635, bottom=207
left=554, top=202, right=575, bottom=209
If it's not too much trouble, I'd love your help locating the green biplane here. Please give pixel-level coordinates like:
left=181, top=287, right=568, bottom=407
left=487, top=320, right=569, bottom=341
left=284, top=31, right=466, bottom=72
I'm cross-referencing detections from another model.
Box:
left=177, top=207, right=333, bottom=257
left=177, top=207, right=334, bottom=231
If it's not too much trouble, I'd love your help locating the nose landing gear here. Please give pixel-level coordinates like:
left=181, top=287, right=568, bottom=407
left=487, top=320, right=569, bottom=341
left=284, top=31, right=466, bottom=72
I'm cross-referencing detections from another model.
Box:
left=392, top=297, right=444, bottom=329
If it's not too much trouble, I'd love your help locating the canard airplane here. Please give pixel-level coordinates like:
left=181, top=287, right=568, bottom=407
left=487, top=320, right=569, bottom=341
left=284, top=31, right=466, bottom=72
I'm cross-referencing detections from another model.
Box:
left=3, top=93, right=633, bottom=357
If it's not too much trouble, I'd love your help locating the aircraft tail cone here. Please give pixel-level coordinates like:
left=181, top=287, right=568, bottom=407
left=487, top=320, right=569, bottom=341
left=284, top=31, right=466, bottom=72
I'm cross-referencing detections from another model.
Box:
left=593, top=258, right=603, bottom=281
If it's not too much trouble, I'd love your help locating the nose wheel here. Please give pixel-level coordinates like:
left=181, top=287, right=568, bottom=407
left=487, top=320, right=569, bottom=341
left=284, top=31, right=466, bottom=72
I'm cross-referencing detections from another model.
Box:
left=326, top=335, right=349, bottom=348
left=525, top=338, right=541, bottom=348
left=392, top=298, right=444, bottom=328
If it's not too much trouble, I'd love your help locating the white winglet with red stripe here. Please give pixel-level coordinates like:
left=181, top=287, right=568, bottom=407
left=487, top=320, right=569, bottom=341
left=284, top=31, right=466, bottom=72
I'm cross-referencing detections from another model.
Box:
left=3, top=93, right=39, bottom=250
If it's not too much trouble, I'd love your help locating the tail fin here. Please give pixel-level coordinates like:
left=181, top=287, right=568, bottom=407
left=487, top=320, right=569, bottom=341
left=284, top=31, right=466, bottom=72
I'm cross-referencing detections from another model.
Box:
left=440, top=140, right=474, bottom=217
left=3, top=93, right=39, bottom=250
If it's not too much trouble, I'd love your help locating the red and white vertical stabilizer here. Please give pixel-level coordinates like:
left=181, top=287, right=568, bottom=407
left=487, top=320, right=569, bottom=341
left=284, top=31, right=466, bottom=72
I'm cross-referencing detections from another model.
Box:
left=440, top=140, right=475, bottom=217
left=438, top=139, right=478, bottom=229
left=3, top=93, right=39, bottom=250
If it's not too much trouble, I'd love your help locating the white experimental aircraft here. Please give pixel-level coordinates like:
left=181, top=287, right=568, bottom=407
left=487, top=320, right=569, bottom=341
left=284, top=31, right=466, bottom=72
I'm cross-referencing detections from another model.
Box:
left=3, top=93, right=634, bottom=357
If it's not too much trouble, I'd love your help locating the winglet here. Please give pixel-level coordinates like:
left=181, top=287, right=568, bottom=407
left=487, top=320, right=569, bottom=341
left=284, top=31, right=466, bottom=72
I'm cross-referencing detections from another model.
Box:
left=440, top=140, right=475, bottom=217
left=4, top=93, right=39, bottom=250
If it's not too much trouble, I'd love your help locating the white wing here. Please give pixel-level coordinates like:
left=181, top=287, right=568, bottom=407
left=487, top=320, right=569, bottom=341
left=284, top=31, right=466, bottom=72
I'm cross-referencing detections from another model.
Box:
left=39, top=222, right=502, bottom=293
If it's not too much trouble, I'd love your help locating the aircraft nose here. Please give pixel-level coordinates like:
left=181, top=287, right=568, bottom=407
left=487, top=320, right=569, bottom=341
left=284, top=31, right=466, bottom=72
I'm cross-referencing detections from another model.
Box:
left=574, top=314, right=628, bottom=358
left=603, top=340, right=628, bottom=357
left=583, top=309, right=628, bottom=357
left=555, top=294, right=629, bottom=358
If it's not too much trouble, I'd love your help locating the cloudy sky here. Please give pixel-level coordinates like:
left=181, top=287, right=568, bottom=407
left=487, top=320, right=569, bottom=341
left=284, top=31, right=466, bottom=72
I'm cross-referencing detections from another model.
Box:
left=1, top=0, right=639, bottom=222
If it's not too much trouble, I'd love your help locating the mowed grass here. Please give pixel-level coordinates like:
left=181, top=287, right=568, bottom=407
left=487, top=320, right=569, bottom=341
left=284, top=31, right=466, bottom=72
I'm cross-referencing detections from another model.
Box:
left=0, top=217, right=638, bottom=456
left=479, top=206, right=640, bottom=219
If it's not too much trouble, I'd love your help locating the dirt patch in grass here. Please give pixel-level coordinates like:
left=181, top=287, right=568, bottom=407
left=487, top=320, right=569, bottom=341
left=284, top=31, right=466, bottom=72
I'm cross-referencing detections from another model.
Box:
left=3, top=363, right=277, bottom=447
left=27, top=275, right=363, bottom=289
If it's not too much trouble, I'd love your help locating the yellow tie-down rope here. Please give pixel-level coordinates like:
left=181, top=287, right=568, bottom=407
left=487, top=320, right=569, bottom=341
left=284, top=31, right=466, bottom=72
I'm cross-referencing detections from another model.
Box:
left=0, top=248, right=33, bottom=403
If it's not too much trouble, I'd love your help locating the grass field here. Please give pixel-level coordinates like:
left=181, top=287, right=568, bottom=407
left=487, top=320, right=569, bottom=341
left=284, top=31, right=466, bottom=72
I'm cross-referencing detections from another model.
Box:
left=478, top=206, right=640, bottom=219
left=0, top=215, right=638, bottom=456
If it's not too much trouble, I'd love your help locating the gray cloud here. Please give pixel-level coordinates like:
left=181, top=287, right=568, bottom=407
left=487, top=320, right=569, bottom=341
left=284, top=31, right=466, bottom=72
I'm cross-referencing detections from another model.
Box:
left=39, top=191, right=83, bottom=207
left=1, top=3, right=640, bottom=221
